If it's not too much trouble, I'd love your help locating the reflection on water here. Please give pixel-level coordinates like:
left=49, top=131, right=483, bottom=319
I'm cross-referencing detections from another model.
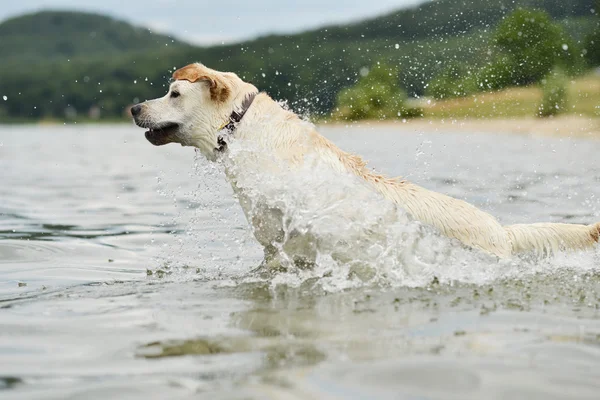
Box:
left=1, top=124, right=600, bottom=399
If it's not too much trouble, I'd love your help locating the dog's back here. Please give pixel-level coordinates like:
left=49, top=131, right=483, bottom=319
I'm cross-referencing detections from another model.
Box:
left=303, top=114, right=600, bottom=258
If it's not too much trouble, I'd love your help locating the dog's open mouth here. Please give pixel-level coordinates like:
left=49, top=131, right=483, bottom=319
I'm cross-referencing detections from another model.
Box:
left=144, top=123, right=179, bottom=146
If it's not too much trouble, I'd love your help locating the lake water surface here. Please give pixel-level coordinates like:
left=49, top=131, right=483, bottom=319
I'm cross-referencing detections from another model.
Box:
left=1, top=123, right=600, bottom=399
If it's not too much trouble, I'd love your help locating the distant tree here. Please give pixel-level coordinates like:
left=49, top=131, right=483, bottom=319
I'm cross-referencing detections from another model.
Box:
left=427, top=8, right=583, bottom=100
left=538, top=68, right=568, bottom=117
left=493, top=8, right=579, bottom=85
left=586, top=29, right=600, bottom=66
left=584, top=2, right=600, bottom=66
left=472, top=56, right=517, bottom=92
left=333, top=64, right=413, bottom=121
left=426, top=64, right=473, bottom=99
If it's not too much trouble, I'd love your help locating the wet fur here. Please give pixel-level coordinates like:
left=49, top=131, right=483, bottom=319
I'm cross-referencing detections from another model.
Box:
left=133, top=63, right=600, bottom=259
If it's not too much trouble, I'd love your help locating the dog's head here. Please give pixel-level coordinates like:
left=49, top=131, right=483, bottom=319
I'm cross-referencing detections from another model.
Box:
left=131, top=63, right=257, bottom=155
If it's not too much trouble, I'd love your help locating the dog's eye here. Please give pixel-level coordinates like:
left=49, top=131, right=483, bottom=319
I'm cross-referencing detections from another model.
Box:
left=170, top=91, right=180, bottom=98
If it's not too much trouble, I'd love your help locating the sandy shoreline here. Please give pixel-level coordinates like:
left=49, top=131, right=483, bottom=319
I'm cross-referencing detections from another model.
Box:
left=320, top=116, right=600, bottom=138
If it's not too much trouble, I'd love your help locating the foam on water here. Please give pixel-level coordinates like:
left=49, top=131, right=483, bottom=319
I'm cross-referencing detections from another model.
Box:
left=157, top=139, right=600, bottom=292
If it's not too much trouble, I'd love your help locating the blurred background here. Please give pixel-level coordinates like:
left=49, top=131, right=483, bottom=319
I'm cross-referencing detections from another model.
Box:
left=0, top=0, right=598, bottom=126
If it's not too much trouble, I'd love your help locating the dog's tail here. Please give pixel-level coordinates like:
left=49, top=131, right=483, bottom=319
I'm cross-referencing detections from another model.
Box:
left=504, top=222, right=600, bottom=255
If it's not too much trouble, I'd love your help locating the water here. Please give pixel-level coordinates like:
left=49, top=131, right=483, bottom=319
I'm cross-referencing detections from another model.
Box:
left=1, top=123, right=600, bottom=399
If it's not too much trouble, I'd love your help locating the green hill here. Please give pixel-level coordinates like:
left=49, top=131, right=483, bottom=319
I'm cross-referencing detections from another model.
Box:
left=0, top=11, right=185, bottom=63
left=284, top=0, right=593, bottom=42
left=0, top=1, right=596, bottom=120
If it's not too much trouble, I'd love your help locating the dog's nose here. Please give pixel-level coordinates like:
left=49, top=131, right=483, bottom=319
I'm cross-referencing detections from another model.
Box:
left=130, top=104, right=142, bottom=117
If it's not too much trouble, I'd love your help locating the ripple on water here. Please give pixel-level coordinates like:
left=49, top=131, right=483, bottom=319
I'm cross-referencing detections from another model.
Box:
left=0, top=238, right=148, bottom=298
left=262, top=357, right=600, bottom=400
left=0, top=240, right=65, bottom=264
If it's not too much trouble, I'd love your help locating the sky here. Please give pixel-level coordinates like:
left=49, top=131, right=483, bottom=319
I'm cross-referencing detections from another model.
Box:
left=0, top=0, right=427, bottom=45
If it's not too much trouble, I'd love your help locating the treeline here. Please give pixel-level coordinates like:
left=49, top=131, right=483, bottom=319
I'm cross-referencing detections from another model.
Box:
left=0, top=11, right=185, bottom=63
left=0, top=0, right=597, bottom=121
left=334, top=7, right=600, bottom=120
left=427, top=9, right=586, bottom=98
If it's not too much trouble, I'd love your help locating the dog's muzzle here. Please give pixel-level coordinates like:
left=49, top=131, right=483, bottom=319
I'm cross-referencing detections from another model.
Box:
left=130, top=103, right=179, bottom=146
left=143, top=123, right=180, bottom=146
left=130, top=104, right=180, bottom=146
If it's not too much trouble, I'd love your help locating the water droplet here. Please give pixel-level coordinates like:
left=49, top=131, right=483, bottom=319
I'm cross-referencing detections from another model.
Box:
left=562, top=44, right=569, bottom=51
left=394, top=43, right=400, bottom=49
left=2, top=96, right=6, bottom=101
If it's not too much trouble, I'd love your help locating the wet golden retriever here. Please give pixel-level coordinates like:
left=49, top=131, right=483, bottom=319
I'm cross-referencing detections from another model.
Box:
left=132, top=63, right=599, bottom=264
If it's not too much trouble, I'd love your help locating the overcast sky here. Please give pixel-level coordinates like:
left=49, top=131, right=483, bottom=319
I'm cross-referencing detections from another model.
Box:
left=0, top=0, right=427, bottom=45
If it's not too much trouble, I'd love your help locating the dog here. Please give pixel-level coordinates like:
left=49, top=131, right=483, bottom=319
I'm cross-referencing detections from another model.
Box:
left=132, top=63, right=600, bottom=266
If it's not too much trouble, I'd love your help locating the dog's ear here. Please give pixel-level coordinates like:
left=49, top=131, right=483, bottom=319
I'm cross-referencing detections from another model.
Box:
left=172, top=64, right=230, bottom=102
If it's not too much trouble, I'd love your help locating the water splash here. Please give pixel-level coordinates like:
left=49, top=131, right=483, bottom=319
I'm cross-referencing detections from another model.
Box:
left=150, top=149, right=262, bottom=279
left=157, top=140, right=600, bottom=292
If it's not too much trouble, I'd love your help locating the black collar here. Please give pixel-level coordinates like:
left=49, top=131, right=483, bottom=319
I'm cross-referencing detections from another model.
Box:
left=216, top=92, right=258, bottom=152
